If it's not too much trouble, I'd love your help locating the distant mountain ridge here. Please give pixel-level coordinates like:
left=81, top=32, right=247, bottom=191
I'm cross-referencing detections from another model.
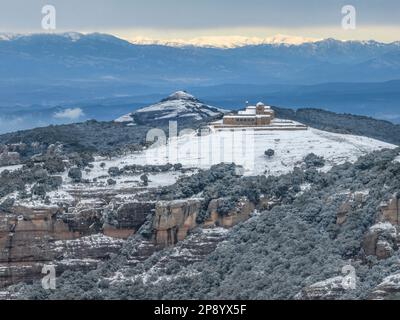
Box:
left=1, top=32, right=400, bottom=88
left=1, top=32, right=400, bottom=132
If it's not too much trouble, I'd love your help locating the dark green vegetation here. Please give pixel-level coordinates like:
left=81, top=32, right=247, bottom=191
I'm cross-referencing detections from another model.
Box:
left=0, top=165, right=62, bottom=200
left=0, top=116, right=220, bottom=161
left=0, top=121, right=152, bottom=158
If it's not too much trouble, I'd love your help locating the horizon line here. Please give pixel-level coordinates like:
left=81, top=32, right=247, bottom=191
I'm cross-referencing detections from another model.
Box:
left=2, top=31, right=400, bottom=48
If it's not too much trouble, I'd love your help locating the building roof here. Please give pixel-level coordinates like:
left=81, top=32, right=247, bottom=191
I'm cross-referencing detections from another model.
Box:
left=224, top=115, right=271, bottom=119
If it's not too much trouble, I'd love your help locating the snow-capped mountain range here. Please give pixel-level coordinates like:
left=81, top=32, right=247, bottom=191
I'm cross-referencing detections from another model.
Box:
left=2, top=32, right=400, bottom=89
left=127, top=34, right=322, bottom=48
left=2, top=32, right=396, bottom=49
left=115, top=91, right=229, bottom=125
left=0, top=32, right=329, bottom=48
left=1, top=32, right=400, bottom=124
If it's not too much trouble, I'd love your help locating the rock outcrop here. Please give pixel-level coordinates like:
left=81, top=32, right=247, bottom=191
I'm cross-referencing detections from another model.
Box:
left=0, top=193, right=257, bottom=288
left=296, top=276, right=348, bottom=300
left=336, top=191, right=369, bottom=225
left=153, top=197, right=257, bottom=247
left=204, top=197, right=255, bottom=228
left=103, top=201, right=155, bottom=239
left=0, top=206, right=79, bottom=288
left=0, top=199, right=155, bottom=288
left=378, top=193, right=400, bottom=225
left=362, top=222, right=397, bottom=259
left=153, top=199, right=201, bottom=247
left=361, top=194, right=400, bottom=259
left=369, top=273, right=400, bottom=300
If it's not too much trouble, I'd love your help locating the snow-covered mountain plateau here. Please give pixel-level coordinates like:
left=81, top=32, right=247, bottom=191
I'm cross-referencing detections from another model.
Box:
left=1, top=92, right=400, bottom=300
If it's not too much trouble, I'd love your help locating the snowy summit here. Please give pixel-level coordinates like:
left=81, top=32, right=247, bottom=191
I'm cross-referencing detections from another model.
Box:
left=128, top=34, right=321, bottom=48
left=163, top=91, right=196, bottom=101
left=115, top=91, right=229, bottom=125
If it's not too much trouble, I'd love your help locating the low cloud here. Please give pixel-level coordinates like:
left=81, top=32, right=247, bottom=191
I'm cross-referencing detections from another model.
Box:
left=53, top=108, right=84, bottom=120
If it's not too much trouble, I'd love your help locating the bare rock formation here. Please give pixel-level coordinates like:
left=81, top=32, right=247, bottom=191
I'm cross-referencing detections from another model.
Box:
left=153, top=199, right=202, bottom=247
left=336, top=191, right=369, bottom=225
left=362, top=222, right=397, bottom=259
left=0, top=200, right=154, bottom=288
left=204, top=197, right=255, bottom=228
left=378, top=193, right=400, bottom=225
left=103, top=201, right=155, bottom=239
left=360, top=194, right=400, bottom=259
left=369, top=273, right=400, bottom=300
left=295, top=276, right=348, bottom=300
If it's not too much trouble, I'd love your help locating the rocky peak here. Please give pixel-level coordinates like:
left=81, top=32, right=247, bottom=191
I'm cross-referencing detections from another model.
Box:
left=162, top=91, right=197, bottom=102
left=115, top=91, right=229, bottom=125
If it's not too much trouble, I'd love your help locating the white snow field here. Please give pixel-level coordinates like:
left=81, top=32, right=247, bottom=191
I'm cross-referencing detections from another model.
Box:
left=8, top=123, right=397, bottom=208
left=92, top=124, right=396, bottom=176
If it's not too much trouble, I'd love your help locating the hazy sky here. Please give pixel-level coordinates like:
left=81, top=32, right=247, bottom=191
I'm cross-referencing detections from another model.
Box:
left=1, top=0, right=400, bottom=42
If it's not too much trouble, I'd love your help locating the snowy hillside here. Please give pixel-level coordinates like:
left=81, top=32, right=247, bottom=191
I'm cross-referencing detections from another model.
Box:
left=115, top=91, right=229, bottom=125
left=93, top=124, right=396, bottom=177
left=28, top=122, right=393, bottom=206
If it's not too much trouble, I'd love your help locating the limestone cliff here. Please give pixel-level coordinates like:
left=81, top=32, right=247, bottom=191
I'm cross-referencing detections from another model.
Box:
left=378, top=193, right=400, bottom=225
left=0, top=199, right=155, bottom=288
left=204, top=197, right=255, bottom=228
left=361, top=194, right=400, bottom=260
left=0, top=193, right=258, bottom=288
left=153, top=197, right=256, bottom=247
left=153, top=199, right=201, bottom=247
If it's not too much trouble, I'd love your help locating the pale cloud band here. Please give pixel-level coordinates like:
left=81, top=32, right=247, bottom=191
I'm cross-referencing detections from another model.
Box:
left=112, top=25, right=400, bottom=44
left=1, top=0, right=400, bottom=42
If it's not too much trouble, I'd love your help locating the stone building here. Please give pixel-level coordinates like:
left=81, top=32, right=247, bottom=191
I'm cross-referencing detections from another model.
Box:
left=222, top=102, right=275, bottom=126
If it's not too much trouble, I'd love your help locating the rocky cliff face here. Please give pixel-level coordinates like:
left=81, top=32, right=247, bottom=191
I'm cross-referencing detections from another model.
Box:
left=103, top=201, right=155, bottom=239
left=0, top=199, right=155, bottom=289
left=297, top=192, right=400, bottom=300
left=204, top=197, right=255, bottom=228
left=362, top=222, right=398, bottom=259
left=378, top=194, right=400, bottom=225
left=334, top=192, right=400, bottom=260
left=369, top=273, right=400, bottom=300
left=336, top=191, right=369, bottom=225
left=153, top=199, right=202, bottom=247
left=295, top=276, right=349, bottom=300
left=0, top=171, right=255, bottom=287
left=0, top=195, right=257, bottom=289
left=0, top=206, right=118, bottom=288
left=153, top=197, right=256, bottom=247
left=361, top=194, right=400, bottom=260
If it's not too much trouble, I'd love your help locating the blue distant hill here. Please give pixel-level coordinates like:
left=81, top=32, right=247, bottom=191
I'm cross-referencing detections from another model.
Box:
left=1, top=33, right=400, bottom=103
left=1, top=32, right=400, bottom=131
